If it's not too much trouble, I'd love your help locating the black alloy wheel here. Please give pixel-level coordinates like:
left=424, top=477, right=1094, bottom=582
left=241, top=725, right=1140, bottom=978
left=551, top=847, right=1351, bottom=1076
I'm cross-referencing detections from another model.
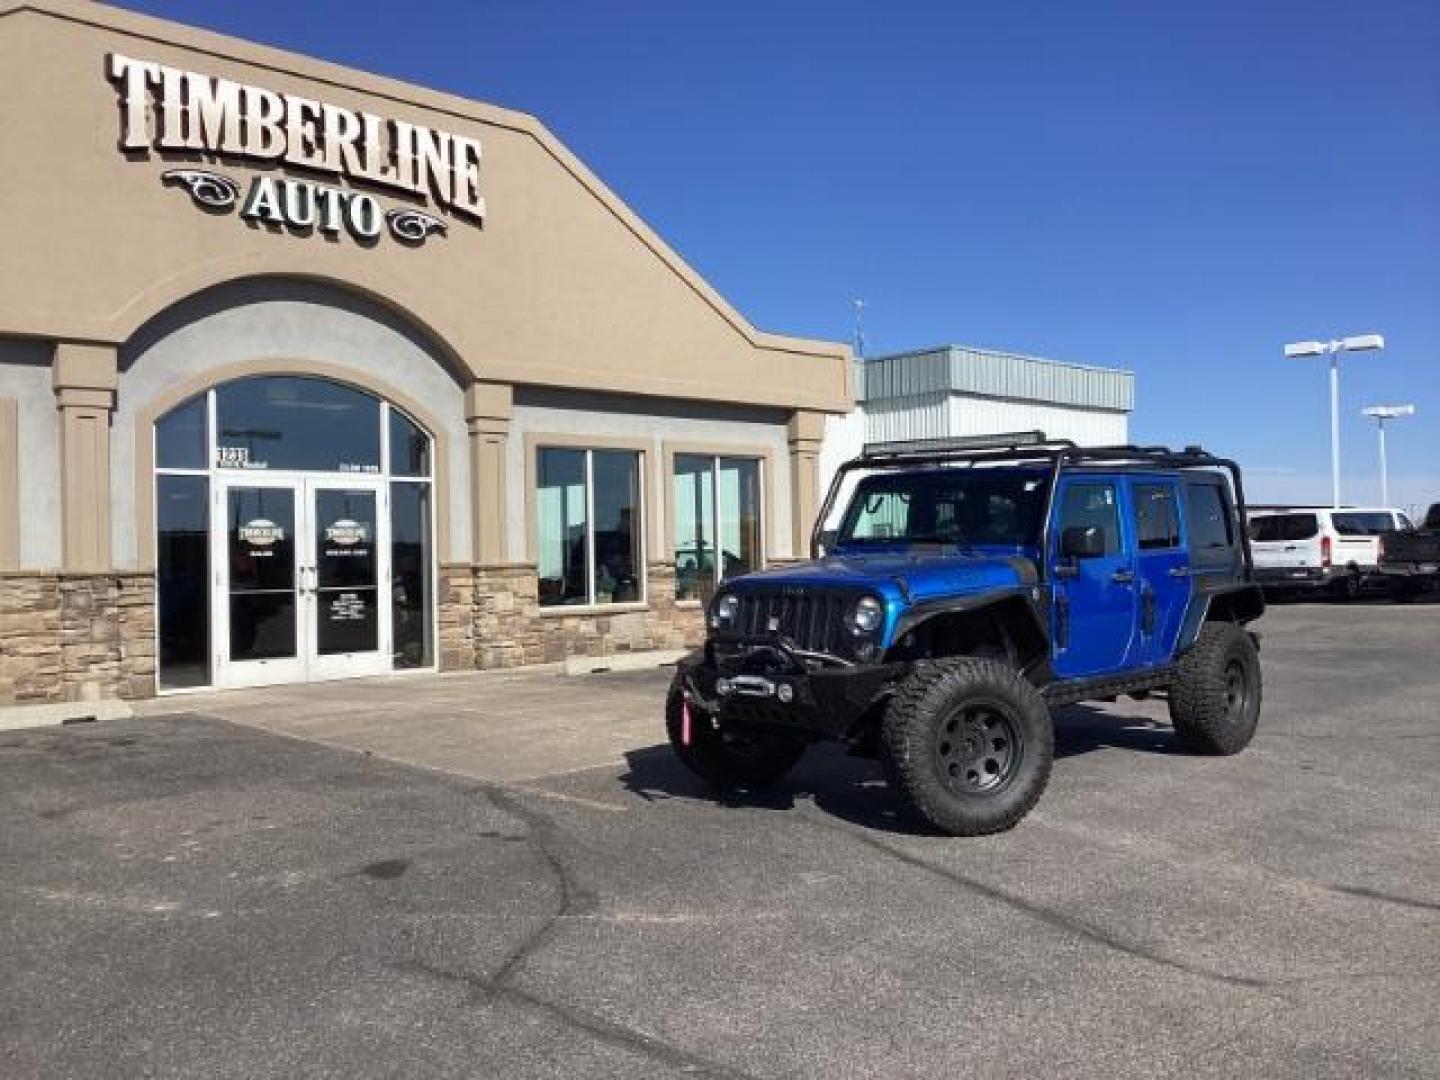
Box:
left=1223, top=659, right=1251, bottom=726
left=934, top=701, right=1022, bottom=795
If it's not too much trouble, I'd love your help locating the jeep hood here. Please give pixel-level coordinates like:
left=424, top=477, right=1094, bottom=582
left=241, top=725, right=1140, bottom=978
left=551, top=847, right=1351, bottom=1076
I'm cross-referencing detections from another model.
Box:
left=726, top=551, right=1038, bottom=606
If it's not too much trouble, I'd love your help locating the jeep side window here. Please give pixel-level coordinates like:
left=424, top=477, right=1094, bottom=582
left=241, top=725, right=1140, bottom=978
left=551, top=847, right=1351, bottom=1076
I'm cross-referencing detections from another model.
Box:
left=1133, top=483, right=1180, bottom=550
left=1185, top=483, right=1233, bottom=550
left=1056, top=483, right=1120, bottom=556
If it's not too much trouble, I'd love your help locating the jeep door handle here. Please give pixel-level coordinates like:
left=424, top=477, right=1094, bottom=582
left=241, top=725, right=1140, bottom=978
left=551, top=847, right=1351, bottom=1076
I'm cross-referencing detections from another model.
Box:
left=1111, top=569, right=1135, bottom=584
left=1168, top=566, right=1190, bottom=578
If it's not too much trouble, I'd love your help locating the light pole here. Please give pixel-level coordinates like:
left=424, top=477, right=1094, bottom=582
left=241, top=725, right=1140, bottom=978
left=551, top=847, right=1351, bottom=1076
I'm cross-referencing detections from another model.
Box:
left=1283, top=334, right=1385, bottom=508
left=1361, top=404, right=1415, bottom=507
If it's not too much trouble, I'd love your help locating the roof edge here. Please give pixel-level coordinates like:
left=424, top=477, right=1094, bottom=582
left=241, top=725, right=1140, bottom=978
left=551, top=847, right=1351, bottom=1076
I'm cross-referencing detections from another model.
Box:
left=867, top=343, right=1134, bottom=379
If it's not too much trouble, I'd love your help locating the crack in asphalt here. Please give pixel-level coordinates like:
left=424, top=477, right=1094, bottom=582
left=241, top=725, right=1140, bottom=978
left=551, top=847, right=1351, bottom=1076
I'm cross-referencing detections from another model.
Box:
left=790, top=804, right=1276, bottom=992
left=390, top=784, right=770, bottom=1080
left=1326, top=884, right=1440, bottom=914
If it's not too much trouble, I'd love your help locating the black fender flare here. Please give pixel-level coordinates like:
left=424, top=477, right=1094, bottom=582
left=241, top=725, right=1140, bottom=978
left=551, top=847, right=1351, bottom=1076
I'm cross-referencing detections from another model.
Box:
left=1177, top=582, right=1265, bottom=653
left=887, top=589, right=1052, bottom=676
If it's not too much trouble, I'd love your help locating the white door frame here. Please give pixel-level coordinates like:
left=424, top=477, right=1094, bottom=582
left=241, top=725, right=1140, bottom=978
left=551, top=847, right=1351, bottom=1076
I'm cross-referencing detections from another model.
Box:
left=213, top=474, right=393, bottom=689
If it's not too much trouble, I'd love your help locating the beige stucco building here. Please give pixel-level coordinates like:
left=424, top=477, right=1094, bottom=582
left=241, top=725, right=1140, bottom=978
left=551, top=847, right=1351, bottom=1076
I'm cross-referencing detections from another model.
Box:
left=0, top=0, right=852, bottom=704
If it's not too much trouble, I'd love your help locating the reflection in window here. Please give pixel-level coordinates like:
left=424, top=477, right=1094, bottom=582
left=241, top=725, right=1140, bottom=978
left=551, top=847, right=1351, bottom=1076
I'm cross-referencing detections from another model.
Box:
left=215, top=376, right=380, bottom=473
left=391, top=481, right=434, bottom=668
left=156, top=474, right=209, bottom=689
left=156, top=394, right=208, bottom=470
left=389, top=407, right=431, bottom=477
left=1058, top=483, right=1120, bottom=556
left=673, top=455, right=763, bottom=600
left=1133, top=483, right=1180, bottom=550
left=538, top=449, right=588, bottom=606
left=537, top=448, right=643, bottom=607
left=1186, top=484, right=1233, bottom=550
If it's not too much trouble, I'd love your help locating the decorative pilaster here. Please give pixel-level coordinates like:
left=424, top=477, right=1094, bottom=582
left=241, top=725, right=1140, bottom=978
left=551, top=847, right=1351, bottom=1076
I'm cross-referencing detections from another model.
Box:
left=787, top=409, right=826, bottom=559
left=52, top=344, right=118, bottom=573
left=465, top=380, right=513, bottom=566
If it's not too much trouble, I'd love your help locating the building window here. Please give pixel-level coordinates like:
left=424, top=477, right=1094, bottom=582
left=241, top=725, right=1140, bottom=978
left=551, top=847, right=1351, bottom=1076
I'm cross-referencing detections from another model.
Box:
left=537, top=447, right=644, bottom=607
left=672, top=454, right=763, bottom=601
left=156, top=473, right=210, bottom=689
left=215, top=376, right=381, bottom=473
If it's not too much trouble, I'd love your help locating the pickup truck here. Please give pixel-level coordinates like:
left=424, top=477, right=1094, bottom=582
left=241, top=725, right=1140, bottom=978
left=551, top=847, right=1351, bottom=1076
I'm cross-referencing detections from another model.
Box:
left=1380, top=503, right=1440, bottom=601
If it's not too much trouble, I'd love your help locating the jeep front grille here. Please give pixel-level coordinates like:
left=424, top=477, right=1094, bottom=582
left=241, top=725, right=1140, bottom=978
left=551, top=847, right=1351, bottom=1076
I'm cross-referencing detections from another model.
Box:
left=732, top=590, right=855, bottom=657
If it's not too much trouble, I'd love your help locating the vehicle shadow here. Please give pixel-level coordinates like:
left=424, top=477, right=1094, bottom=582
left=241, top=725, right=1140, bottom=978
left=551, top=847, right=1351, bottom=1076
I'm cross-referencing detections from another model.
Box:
left=618, top=706, right=1179, bottom=836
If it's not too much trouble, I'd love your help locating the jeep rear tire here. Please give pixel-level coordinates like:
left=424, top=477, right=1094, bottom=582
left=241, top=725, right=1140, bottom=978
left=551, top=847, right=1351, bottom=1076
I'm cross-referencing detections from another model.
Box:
left=665, top=676, right=807, bottom=790
left=882, top=658, right=1053, bottom=836
left=1168, top=622, right=1261, bottom=755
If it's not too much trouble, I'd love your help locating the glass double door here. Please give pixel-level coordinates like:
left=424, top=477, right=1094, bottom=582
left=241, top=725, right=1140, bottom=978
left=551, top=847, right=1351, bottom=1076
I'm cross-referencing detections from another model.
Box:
left=214, top=477, right=391, bottom=688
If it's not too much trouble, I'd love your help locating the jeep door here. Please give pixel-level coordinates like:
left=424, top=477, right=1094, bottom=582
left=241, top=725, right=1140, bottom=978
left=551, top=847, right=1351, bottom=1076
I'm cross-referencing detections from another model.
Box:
left=1049, top=477, right=1138, bottom=678
left=1127, top=478, right=1191, bottom=666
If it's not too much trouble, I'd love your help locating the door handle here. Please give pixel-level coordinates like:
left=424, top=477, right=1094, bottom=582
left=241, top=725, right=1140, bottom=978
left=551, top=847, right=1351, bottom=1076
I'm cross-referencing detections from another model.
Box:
left=1168, top=566, right=1190, bottom=578
left=1111, top=569, right=1135, bottom=584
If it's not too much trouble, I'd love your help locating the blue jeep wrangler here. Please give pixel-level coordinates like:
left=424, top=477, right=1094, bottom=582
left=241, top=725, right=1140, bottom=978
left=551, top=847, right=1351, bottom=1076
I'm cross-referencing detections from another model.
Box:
left=667, top=433, right=1265, bottom=835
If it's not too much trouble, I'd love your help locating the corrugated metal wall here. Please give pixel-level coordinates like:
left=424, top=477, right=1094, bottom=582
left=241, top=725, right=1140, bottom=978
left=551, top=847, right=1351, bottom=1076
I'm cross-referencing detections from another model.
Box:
left=859, top=345, right=1134, bottom=412
left=948, top=396, right=1128, bottom=445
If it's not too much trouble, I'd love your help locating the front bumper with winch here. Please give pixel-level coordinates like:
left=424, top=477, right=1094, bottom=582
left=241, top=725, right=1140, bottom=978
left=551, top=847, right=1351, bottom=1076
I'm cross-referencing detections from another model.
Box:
left=676, top=641, right=903, bottom=740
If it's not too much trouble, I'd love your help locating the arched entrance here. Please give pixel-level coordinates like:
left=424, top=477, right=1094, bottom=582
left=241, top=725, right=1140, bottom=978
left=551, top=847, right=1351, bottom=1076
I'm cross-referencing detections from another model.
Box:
left=154, top=374, right=436, bottom=691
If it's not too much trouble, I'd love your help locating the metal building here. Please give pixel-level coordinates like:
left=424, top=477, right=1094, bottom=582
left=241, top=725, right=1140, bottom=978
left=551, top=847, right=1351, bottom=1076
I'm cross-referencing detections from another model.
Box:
left=820, top=344, right=1135, bottom=522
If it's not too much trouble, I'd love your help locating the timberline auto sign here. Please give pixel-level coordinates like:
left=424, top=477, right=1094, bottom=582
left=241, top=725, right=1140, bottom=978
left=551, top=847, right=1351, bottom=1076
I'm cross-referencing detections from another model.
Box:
left=108, top=53, right=485, bottom=247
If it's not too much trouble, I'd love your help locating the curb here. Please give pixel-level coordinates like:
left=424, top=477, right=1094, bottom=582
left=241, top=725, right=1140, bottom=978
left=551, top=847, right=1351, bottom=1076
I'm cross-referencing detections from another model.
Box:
left=0, top=700, right=134, bottom=732
left=563, top=650, right=687, bottom=676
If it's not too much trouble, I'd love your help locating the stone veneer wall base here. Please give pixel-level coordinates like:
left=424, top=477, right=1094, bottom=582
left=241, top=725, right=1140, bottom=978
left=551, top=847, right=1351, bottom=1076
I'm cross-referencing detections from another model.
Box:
left=439, top=561, right=705, bottom=672
left=0, top=572, right=155, bottom=705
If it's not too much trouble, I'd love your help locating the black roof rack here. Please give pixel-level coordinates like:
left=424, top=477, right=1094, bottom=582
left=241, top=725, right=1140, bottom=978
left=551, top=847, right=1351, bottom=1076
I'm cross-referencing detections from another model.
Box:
left=813, top=431, right=1254, bottom=575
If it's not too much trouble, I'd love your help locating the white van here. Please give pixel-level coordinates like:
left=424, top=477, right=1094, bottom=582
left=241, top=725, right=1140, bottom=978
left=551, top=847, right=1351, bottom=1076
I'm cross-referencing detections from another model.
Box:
left=1247, top=507, right=1414, bottom=599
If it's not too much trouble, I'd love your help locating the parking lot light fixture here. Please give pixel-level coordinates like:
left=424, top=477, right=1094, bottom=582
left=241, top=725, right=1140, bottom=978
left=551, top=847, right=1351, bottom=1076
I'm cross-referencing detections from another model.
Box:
left=1283, top=333, right=1386, bottom=508
left=1362, top=404, right=1416, bottom=506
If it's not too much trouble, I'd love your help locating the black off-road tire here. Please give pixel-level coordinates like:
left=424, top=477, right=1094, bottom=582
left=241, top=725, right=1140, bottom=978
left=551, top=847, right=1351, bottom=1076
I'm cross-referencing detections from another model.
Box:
left=665, top=676, right=807, bottom=791
left=882, top=658, right=1053, bottom=836
left=1168, top=622, right=1261, bottom=755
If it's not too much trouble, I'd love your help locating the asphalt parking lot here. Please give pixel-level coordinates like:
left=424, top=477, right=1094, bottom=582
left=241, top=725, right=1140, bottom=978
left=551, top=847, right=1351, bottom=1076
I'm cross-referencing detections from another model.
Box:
left=2, top=601, right=1437, bottom=1079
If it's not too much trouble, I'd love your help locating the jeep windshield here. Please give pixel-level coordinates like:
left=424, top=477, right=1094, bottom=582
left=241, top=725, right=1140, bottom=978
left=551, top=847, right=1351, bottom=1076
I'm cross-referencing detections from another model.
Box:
left=835, top=470, right=1050, bottom=550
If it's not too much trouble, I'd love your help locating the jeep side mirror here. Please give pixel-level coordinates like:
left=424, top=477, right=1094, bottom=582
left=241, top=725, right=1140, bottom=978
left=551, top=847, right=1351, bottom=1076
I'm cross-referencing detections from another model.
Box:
left=815, top=529, right=838, bottom=557
left=1061, top=525, right=1106, bottom=561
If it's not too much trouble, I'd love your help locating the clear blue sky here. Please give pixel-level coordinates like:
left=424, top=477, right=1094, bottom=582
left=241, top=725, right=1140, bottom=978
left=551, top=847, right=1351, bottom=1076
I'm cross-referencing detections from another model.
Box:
left=116, top=0, right=1440, bottom=511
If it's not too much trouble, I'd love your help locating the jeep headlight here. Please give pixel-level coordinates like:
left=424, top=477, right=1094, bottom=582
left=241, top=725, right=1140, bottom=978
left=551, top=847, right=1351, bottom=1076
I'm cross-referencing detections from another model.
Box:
left=851, top=596, right=884, bottom=636
left=710, top=592, right=740, bottom=630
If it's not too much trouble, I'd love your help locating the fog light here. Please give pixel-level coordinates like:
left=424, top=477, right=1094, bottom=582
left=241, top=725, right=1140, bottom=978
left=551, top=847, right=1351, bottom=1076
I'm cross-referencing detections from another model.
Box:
left=716, top=678, right=733, bottom=696
left=776, top=682, right=795, bottom=704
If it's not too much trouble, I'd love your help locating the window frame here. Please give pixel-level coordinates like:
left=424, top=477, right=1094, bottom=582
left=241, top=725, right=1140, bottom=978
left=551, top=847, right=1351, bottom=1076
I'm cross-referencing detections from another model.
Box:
left=529, top=434, right=653, bottom=612
left=669, top=452, right=767, bottom=601
left=663, top=442, right=775, bottom=606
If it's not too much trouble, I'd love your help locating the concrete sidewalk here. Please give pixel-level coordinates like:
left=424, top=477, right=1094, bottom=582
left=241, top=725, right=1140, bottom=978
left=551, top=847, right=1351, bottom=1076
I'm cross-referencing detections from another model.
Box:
left=134, top=663, right=678, bottom=784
